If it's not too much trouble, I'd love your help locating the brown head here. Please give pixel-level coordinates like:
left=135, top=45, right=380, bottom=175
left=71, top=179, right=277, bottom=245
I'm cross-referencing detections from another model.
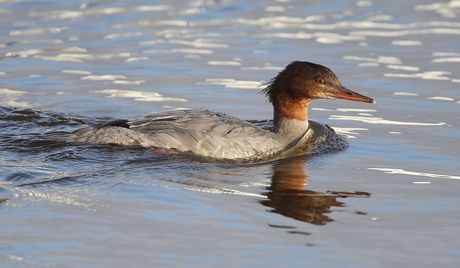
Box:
left=262, top=61, right=375, bottom=123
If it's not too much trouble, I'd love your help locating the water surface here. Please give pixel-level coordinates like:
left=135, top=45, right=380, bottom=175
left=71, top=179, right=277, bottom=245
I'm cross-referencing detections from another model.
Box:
left=1, top=0, right=460, bottom=267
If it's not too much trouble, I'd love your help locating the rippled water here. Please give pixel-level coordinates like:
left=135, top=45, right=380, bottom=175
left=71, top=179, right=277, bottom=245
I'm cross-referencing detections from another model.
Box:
left=1, top=0, right=460, bottom=267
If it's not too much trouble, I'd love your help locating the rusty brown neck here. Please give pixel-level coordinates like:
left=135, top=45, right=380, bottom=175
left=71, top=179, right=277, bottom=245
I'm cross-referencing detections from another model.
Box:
left=272, top=94, right=311, bottom=135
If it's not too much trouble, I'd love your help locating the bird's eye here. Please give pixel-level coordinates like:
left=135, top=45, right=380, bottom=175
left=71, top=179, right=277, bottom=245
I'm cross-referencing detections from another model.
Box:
left=317, top=78, right=325, bottom=85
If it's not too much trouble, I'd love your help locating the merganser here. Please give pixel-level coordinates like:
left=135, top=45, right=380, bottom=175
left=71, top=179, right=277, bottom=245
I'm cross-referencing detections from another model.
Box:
left=69, top=61, right=375, bottom=162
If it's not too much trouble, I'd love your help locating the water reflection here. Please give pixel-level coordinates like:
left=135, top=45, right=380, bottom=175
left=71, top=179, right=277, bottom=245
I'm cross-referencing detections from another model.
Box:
left=0, top=187, right=10, bottom=206
left=261, top=157, right=370, bottom=225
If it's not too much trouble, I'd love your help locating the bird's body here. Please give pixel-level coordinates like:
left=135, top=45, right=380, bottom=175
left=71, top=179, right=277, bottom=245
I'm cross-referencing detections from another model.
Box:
left=69, top=61, right=375, bottom=162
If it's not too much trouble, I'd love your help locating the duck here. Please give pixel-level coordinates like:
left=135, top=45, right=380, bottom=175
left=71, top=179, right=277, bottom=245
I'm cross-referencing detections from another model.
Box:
left=69, top=61, right=375, bottom=162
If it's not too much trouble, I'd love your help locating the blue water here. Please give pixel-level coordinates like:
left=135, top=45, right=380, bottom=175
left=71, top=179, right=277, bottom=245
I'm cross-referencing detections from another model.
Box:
left=1, top=0, right=460, bottom=267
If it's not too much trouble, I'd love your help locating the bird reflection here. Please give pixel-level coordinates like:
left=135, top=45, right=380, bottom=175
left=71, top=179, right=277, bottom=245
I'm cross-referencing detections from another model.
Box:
left=260, top=157, right=370, bottom=225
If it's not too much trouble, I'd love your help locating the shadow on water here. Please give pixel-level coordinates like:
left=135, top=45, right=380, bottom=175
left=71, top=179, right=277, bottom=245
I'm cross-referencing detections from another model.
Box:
left=260, top=156, right=370, bottom=226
